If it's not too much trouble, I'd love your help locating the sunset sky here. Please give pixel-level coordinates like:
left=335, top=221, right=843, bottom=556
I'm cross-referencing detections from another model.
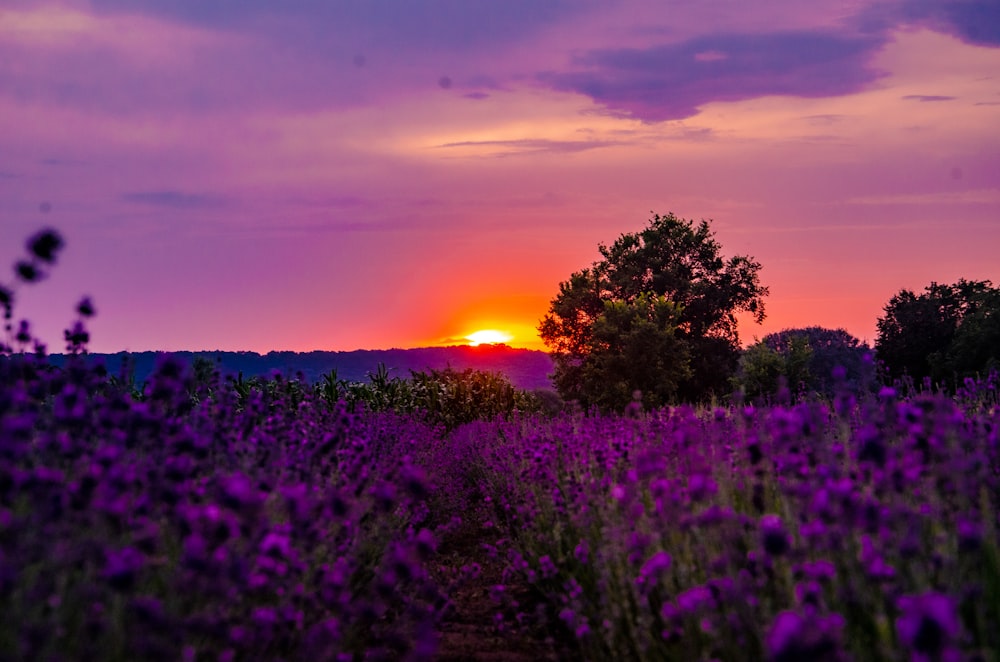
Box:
left=2, top=0, right=998, bottom=353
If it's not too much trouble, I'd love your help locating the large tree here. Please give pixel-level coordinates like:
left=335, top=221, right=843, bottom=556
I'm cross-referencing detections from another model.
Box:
left=539, top=212, right=768, bottom=408
left=876, top=279, right=1000, bottom=386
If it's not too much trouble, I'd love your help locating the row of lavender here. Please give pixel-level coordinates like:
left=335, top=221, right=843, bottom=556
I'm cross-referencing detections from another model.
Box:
left=462, top=378, right=1000, bottom=660
left=0, top=345, right=463, bottom=660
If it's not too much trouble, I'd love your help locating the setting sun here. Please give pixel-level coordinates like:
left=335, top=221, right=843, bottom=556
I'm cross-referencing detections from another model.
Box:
left=465, top=329, right=514, bottom=346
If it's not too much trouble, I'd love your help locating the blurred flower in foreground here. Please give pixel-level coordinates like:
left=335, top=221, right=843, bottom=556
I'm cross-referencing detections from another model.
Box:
left=896, top=592, right=962, bottom=659
left=767, top=610, right=846, bottom=662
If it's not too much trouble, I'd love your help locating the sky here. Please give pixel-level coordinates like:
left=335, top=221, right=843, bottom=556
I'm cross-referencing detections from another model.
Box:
left=2, top=0, right=998, bottom=353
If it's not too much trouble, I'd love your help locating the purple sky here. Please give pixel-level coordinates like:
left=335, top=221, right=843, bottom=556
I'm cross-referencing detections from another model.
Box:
left=2, top=0, right=998, bottom=352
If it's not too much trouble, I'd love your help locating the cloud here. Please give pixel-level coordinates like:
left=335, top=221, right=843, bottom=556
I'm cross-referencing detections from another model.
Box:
left=898, top=0, right=1000, bottom=47
left=435, top=138, right=623, bottom=156
left=902, top=94, right=956, bottom=101
left=801, top=114, right=848, bottom=124
left=845, top=188, right=1000, bottom=205
left=539, top=30, right=889, bottom=122
left=87, top=0, right=595, bottom=54
left=122, top=190, right=226, bottom=209
left=40, top=157, right=88, bottom=166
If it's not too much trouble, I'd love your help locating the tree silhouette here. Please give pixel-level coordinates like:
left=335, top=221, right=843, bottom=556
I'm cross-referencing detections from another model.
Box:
left=876, top=279, right=999, bottom=386
left=539, top=213, right=768, bottom=408
left=735, top=327, right=875, bottom=401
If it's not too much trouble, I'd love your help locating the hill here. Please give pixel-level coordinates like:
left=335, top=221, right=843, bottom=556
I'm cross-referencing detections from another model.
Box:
left=47, top=345, right=555, bottom=391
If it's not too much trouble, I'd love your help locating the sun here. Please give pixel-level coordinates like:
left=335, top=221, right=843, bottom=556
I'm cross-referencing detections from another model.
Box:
left=465, top=329, right=514, bottom=346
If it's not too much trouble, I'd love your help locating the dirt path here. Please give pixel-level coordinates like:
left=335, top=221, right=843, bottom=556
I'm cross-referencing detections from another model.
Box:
left=431, top=509, right=562, bottom=661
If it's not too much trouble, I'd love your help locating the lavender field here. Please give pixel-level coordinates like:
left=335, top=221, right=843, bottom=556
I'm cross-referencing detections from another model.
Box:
left=2, top=232, right=999, bottom=661
left=3, top=342, right=999, bottom=660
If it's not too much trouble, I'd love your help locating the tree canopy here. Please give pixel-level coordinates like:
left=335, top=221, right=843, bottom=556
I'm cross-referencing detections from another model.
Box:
left=876, top=279, right=1000, bottom=386
left=539, top=212, right=768, bottom=409
left=734, top=326, right=875, bottom=401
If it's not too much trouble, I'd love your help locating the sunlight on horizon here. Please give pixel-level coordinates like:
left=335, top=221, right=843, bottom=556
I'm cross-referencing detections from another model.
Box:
left=465, top=329, right=515, bottom=346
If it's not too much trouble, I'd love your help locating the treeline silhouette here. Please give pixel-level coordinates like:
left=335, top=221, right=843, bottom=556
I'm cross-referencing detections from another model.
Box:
left=43, top=345, right=555, bottom=391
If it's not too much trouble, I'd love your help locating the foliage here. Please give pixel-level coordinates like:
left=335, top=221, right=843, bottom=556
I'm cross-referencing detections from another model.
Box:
left=876, top=279, right=1000, bottom=387
left=936, top=287, right=1000, bottom=380
left=734, top=334, right=812, bottom=401
left=315, top=364, right=544, bottom=430
left=1, top=228, right=68, bottom=355
left=580, top=294, right=691, bottom=411
left=539, top=212, right=768, bottom=409
left=735, top=327, right=876, bottom=401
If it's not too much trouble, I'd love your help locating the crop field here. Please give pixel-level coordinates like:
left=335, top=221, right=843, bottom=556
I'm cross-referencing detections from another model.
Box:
left=2, top=345, right=997, bottom=660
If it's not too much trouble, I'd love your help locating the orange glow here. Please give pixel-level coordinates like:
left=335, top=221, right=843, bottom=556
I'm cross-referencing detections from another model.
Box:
left=465, top=329, right=514, bottom=346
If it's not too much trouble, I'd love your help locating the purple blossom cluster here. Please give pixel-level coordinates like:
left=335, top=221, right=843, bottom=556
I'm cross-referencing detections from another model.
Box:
left=463, top=386, right=1000, bottom=659
left=1, top=348, right=448, bottom=660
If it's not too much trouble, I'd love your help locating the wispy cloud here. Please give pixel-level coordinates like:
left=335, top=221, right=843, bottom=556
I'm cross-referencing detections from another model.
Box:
left=40, top=157, right=88, bottom=166
left=801, top=114, right=848, bottom=125
left=122, top=190, right=226, bottom=209
left=845, top=189, right=1000, bottom=205
left=435, top=138, right=622, bottom=156
left=902, top=94, right=956, bottom=102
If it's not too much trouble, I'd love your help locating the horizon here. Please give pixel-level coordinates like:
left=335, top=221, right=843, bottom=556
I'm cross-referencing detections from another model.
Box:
left=2, top=1, right=998, bottom=354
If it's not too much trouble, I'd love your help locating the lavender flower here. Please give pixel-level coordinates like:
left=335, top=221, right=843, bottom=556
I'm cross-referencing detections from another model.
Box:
left=896, top=592, right=962, bottom=658
left=766, top=610, right=846, bottom=662
left=761, top=514, right=790, bottom=557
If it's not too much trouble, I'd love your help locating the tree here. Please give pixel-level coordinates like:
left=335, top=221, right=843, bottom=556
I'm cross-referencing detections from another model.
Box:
left=539, top=212, right=768, bottom=408
left=579, top=293, right=691, bottom=410
left=734, top=334, right=812, bottom=401
left=876, top=279, right=999, bottom=386
left=734, top=327, right=875, bottom=401
left=939, top=288, right=1000, bottom=378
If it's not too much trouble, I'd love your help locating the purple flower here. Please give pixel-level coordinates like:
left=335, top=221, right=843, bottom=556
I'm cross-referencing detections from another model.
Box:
left=15, top=260, right=40, bottom=282
left=799, top=559, right=837, bottom=581
left=766, top=610, right=846, bottom=662
left=259, top=529, right=293, bottom=559
left=761, top=514, right=790, bottom=557
left=896, top=592, right=961, bottom=657
left=27, top=228, right=63, bottom=263
left=687, top=473, right=717, bottom=502
left=413, top=528, right=437, bottom=560
left=538, top=554, right=558, bottom=579
left=219, top=472, right=259, bottom=511
left=372, top=481, right=397, bottom=512
left=676, top=585, right=714, bottom=613
left=103, top=546, right=145, bottom=591
left=76, top=296, right=95, bottom=318
left=635, top=551, right=672, bottom=589
left=182, top=533, right=209, bottom=571
left=252, top=606, right=279, bottom=629
left=957, top=519, right=981, bottom=553
left=795, top=580, right=823, bottom=607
